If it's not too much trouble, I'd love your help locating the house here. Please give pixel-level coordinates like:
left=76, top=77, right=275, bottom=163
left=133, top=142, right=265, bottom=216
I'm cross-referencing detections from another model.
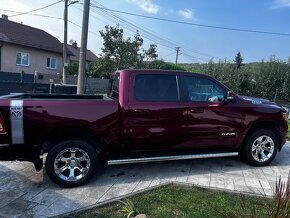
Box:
left=67, top=41, right=98, bottom=68
left=0, top=15, right=71, bottom=75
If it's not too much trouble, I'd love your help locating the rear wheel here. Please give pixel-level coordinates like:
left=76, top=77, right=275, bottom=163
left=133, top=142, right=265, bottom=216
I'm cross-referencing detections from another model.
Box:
left=45, top=139, right=99, bottom=187
left=241, top=129, right=278, bottom=166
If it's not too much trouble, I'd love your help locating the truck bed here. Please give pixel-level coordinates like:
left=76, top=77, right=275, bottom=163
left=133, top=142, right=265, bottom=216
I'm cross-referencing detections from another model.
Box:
left=0, top=93, right=113, bottom=100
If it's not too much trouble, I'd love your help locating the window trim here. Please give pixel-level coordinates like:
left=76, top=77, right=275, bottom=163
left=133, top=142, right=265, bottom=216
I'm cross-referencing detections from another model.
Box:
left=47, top=57, right=57, bottom=70
left=16, top=52, right=30, bottom=67
left=181, top=75, right=227, bottom=103
left=133, top=74, right=181, bottom=102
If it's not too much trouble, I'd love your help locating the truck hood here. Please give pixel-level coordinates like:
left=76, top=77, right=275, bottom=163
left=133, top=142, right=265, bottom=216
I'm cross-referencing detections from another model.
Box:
left=240, top=95, right=271, bottom=104
left=239, top=95, right=283, bottom=107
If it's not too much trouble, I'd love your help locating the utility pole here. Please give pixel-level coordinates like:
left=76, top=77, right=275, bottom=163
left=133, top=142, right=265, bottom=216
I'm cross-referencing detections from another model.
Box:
left=77, top=0, right=90, bottom=94
left=175, top=47, right=180, bottom=65
left=63, top=0, right=68, bottom=84
left=63, top=0, right=78, bottom=85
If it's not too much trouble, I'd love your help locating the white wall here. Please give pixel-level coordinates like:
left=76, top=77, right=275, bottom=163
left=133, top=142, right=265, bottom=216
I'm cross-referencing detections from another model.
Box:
left=1, top=43, right=63, bottom=75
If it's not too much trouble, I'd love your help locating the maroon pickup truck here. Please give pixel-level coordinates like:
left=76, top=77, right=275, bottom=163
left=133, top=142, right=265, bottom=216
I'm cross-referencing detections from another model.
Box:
left=0, top=69, right=288, bottom=187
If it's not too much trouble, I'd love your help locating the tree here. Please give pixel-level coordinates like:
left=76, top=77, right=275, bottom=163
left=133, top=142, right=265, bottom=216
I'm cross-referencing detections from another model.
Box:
left=143, top=60, right=186, bottom=71
left=67, top=60, right=79, bottom=76
left=144, top=44, right=158, bottom=61
left=235, top=51, right=243, bottom=69
left=89, top=57, right=115, bottom=79
left=99, top=25, right=144, bottom=70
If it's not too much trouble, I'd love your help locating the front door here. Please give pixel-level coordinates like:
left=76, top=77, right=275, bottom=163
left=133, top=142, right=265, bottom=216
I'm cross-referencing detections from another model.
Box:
left=180, top=75, right=243, bottom=150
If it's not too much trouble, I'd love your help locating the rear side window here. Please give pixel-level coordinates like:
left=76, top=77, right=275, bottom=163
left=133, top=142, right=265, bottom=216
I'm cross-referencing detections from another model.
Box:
left=110, top=73, right=120, bottom=99
left=183, top=76, right=225, bottom=102
left=134, top=74, right=179, bottom=102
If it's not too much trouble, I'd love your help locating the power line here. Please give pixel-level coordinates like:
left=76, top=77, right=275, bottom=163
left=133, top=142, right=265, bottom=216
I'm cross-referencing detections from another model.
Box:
left=90, top=5, right=290, bottom=37
left=0, top=8, right=101, bottom=37
left=162, top=52, right=176, bottom=59
left=9, top=1, right=62, bottom=17
left=0, top=9, right=63, bottom=20
left=88, top=1, right=217, bottom=62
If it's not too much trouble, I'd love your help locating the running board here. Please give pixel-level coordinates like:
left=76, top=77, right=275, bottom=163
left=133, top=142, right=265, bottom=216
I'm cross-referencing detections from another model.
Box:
left=107, top=152, right=239, bottom=165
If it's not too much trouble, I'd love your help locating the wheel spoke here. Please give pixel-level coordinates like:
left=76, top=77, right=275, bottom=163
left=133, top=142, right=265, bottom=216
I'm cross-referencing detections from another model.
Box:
left=55, top=165, right=68, bottom=177
left=57, top=156, right=68, bottom=162
left=263, top=146, right=272, bottom=153
left=254, top=152, right=259, bottom=160
left=260, top=151, right=267, bottom=161
left=70, top=149, right=77, bottom=158
left=261, top=137, right=270, bottom=147
left=77, top=155, right=89, bottom=162
left=68, top=167, right=75, bottom=180
left=252, top=145, right=258, bottom=151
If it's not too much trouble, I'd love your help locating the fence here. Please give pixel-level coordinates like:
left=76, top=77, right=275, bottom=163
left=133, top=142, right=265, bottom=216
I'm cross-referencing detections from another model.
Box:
left=0, top=72, right=34, bottom=83
left=0, top=81, right=51, bottom=95
left=0, top=72, right=110, bottom=95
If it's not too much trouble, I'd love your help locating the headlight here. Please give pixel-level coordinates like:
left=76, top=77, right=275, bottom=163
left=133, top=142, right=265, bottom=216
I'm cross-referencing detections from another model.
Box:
left=281, top=110, right=288, bottom=120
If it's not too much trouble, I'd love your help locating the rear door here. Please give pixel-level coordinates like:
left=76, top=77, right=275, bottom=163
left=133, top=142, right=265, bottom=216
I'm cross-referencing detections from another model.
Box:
left=123, top=73, right=188, bottom=152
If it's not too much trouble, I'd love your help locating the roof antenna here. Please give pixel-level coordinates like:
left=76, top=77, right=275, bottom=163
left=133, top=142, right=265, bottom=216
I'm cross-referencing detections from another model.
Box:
left=21, top=21, right=23, bottom=24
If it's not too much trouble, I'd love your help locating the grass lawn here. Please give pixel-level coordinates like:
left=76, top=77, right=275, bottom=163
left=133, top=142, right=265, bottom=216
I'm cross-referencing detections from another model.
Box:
left=72, top=184, right=270, bottom=218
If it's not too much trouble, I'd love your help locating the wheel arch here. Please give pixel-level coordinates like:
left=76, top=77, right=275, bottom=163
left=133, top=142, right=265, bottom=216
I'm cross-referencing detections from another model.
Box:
left=42, top=126, right=103, bottom=153
left=242, top=121, right=281, bottom=150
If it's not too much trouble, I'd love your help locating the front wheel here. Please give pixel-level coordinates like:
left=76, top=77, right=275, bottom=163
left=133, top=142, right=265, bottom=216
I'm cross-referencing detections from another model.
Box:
left=241, top=129, right=278, bottom=167
left=45, top=139, right=99, bottom=187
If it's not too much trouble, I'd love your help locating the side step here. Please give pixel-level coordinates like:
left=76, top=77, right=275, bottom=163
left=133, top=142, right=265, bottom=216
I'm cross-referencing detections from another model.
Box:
left=107, top=152, right=238, bottom=165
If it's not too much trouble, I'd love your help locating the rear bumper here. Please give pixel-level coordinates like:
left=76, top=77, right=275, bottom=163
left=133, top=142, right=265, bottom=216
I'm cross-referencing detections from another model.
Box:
left=0, top=144, right=15, bottom=160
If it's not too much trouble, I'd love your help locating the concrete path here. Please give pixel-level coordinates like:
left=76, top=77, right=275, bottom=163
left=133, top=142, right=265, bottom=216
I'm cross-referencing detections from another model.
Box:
left=0, top=142, right=289, bottom=217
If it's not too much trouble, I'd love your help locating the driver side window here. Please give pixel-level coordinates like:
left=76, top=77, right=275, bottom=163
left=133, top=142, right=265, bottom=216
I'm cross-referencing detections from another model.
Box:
left=183, top=76, right=225, bottom=103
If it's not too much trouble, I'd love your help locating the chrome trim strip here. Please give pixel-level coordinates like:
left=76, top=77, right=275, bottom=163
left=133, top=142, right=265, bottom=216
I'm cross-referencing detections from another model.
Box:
left=108, top=152, right=239, bottom=165
left=10, top=100, right=24, bottom=144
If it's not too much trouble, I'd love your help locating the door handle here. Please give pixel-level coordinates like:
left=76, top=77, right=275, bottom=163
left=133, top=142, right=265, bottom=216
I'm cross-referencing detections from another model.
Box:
left=189, top=108, right=204, bottom=113
left=133, top=109, right=150, bottom=114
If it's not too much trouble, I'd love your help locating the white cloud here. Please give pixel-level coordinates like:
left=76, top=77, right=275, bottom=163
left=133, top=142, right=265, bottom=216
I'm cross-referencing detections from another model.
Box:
left=129, top=0, right=160, bottom=14
left=178, top=8, right=194, bottom=19
left=272, top=0, right=290, bottom=8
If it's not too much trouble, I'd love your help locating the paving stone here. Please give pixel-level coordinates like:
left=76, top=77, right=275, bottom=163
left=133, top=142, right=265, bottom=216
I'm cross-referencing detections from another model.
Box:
left=98, top=176, right=140, bottom=203
left=0, top=190, right=25, bottom=208
left=30, top=189, right=63, bottom=206
left=187, top=174, right=211, bottom=187
left=0, top=198, right=38, bottom=218
left=0, top=142, right=289, bottom=217
left=133, top=177, right=153, bottom=192
left=37, top=198, right=81, bottom=217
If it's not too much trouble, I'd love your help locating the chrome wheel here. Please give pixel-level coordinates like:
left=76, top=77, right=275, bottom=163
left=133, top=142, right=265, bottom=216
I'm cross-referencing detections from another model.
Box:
left=251, top=135, right=274, bottom=162
left=54, top=147, right=91, bottom=182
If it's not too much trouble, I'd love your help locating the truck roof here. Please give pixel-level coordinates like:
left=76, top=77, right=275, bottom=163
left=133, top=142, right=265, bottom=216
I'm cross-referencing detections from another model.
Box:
left=117, top=69, right=207, bottom=77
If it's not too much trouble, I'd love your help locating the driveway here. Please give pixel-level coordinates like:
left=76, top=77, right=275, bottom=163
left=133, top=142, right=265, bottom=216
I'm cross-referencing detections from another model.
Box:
left=0, top=142, right=289, bottom=217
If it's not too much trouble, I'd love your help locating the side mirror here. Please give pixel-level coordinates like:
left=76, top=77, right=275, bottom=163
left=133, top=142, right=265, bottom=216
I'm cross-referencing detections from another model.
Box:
left=226, top=91, right=235, bottom=100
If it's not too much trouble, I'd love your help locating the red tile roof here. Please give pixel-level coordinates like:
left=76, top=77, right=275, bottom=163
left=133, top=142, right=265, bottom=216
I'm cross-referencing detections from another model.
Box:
left=0, top=18, right=66, bottom=55
left=67, top=43, right=97, bottom=62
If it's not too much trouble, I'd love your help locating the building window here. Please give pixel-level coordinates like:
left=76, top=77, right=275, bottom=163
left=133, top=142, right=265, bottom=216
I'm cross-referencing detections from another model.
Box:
left=47, top=57, right=57, bottom=69
left=16, top=52, right=29, bottom=66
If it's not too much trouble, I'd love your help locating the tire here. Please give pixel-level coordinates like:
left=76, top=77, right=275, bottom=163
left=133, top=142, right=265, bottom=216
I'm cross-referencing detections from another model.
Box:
left=241, top=129, right=278, bottom=167
left=45, top=139, right=99, bottom=187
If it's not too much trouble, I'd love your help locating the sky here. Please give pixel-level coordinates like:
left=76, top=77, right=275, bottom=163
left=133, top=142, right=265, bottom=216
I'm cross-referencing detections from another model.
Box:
left=1, top=0, right=290, bottom=63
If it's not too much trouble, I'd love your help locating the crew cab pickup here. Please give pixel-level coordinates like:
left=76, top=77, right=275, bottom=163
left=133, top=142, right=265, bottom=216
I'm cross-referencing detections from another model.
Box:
left=0, top=70, right=288, bottom=187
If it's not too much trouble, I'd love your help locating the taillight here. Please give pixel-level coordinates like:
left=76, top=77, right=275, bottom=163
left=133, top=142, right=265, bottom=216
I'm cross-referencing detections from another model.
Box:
left=0, top=114, right=6, bottom=133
